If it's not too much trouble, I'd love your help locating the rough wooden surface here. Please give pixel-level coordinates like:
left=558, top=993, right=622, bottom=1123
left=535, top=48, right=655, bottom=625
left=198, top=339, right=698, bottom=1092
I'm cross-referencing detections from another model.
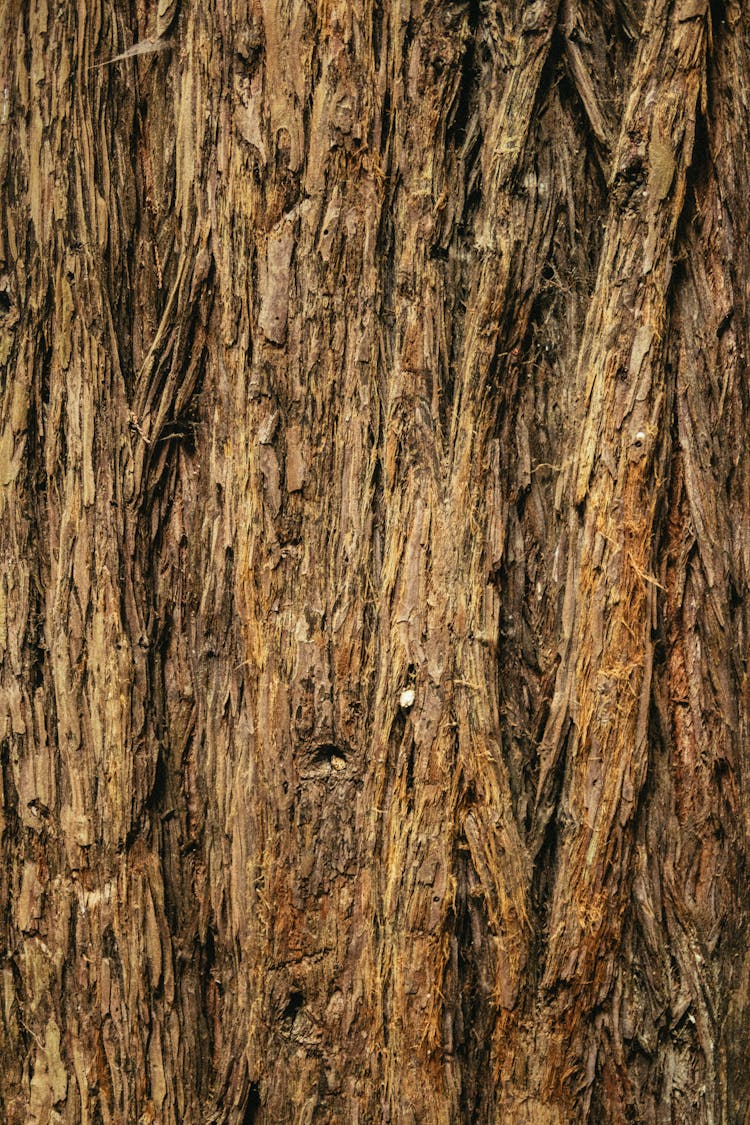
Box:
left=1, top=0, right=749, bottom=1121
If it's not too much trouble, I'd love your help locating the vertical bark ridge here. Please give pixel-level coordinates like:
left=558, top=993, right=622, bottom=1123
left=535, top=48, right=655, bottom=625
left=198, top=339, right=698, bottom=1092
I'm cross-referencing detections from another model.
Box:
left=1, top=3, right=158, bottom=1117
left=709, top=14, right=750, bottom=1114
left=0, top=0, right=225, bottom=1118
left=201, top=0, right=396, bottom=1117
left=355, top=4, right=563, bottom=1119
left=623, top=8, right=750, bottom=1119
left=526, top=0, right=709, bottom=1109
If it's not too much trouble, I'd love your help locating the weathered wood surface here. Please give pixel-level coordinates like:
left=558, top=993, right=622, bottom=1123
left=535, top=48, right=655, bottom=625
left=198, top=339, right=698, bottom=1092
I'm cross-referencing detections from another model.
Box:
left=1, top=0, right=749, bottom=1121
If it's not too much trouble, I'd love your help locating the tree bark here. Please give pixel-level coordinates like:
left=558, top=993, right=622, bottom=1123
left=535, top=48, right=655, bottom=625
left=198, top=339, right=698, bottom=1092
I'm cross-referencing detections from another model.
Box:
left=1, top=0, right=749, bottom=1121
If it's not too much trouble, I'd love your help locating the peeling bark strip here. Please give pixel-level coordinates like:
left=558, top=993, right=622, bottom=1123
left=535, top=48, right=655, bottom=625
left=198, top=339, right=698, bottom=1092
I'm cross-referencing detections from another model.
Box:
left=2, top=1, right=750, bottom=1124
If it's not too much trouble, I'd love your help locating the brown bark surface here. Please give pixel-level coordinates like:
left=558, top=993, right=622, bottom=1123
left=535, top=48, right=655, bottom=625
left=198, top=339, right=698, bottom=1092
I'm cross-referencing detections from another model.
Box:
left=1, top=0, right=749, bottom=1121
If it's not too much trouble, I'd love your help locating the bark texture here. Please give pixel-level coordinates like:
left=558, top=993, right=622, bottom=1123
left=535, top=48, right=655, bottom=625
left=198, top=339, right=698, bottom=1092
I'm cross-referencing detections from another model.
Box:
left=1, top=0, right=749, bottom=1121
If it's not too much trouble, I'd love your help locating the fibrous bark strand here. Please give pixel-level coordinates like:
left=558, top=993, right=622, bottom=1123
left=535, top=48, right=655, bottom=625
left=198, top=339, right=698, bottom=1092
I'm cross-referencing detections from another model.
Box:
left=0, top=0, right=748, bottom=1122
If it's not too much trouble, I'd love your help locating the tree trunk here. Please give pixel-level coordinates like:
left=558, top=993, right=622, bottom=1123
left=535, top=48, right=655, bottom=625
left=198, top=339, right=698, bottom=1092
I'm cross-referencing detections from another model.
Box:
left=1, top=0, right=749, bottom=1120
